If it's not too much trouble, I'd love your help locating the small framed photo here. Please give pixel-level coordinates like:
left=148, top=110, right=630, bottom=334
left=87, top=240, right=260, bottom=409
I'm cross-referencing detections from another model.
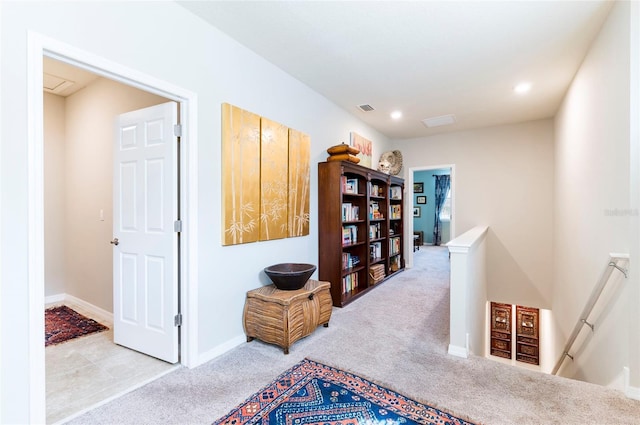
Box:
left=413, top=207, right=421, bottom=217
left=417, top=195, right=427, bottom=204
left=413, top=182, right=424, bottom=193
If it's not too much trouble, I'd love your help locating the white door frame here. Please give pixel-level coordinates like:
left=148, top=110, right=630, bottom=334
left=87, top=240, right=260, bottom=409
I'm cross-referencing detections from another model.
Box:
left=27, top=32, right=199, bottom=422
left=405, top=164, right=456, bottom=269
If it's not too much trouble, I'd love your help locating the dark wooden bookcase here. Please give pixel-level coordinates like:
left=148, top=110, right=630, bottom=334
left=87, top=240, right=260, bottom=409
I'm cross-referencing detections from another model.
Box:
left=318, top=160, right=405, bottom=307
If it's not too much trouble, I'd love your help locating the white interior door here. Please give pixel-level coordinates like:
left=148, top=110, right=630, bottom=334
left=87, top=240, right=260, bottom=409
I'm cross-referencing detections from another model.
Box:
left=113, top=101, right=179, bottom=363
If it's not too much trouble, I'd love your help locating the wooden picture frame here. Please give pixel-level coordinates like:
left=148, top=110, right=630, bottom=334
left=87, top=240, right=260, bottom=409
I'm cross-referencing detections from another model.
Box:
left=413, top=182, right=424, bottom=193
left=413, top=207, right=420, bottom=217
left=416, top=195, right=426, bottom=204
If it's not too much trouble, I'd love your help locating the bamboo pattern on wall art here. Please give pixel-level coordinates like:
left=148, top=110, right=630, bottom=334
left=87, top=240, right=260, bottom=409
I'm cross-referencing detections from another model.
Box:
left=260, top=118, right=289, bottom=241
left=221, top=104, right=261, bottom=245
left=221, top=103, right=310, bottom=245
left=288, top=129, right=310, bottom=237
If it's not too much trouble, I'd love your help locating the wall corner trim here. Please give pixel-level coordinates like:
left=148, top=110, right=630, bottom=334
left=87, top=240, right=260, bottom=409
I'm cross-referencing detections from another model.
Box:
left=624, top=367, right=640, bottom=400
left=448, top=344, right=469, bottom=358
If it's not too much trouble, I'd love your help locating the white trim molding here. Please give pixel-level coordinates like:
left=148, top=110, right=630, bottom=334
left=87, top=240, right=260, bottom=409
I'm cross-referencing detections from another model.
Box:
left=448, top=344, right=469, bottom=359
left=197, top=335, right=247, bottom=366
left=624, top=367, right=640, bottom=400
left=45, top=294, right=114, bottom=326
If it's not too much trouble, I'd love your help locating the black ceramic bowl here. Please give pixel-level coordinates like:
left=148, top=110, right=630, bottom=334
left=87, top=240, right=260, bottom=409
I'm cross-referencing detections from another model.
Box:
left=264, top=263, right=316, bottom=290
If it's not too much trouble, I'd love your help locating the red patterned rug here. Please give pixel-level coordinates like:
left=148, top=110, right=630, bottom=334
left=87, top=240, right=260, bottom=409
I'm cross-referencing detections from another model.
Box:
left=213, top=358, right=475, bottom=425
left=45, top=305, right=109, bottom=346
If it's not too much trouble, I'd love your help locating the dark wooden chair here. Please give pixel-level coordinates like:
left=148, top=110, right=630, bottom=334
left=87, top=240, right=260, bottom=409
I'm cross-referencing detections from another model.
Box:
left=413, top=231, right=423, bottom=251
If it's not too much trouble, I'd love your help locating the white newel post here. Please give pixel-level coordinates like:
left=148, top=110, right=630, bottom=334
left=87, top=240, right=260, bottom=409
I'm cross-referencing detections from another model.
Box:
left=447, top=226, right=488, bottom=358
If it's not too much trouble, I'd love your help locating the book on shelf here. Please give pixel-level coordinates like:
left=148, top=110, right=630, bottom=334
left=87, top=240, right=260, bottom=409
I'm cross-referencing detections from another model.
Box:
left=369, top=201, right=383, bottom=220
left=342, top=253, right=360, bottom=270
left=342, top=272, right=359, bottom=295
left=389, top=236, right=401, bottom=255
left=369, top=241, right=382, bottom=261
left=390, top=186, right=402, bottom=200
left=390, top=204, right=401, bottom=219
left=368, top=182, right=384, bottom=197
left=342, top=225, right=358, bottom=245
left=342, top=203, right=360, bottom=221
left=341, top=176, right=359, bottom=194
left=369, top=222, right=382, bottom=239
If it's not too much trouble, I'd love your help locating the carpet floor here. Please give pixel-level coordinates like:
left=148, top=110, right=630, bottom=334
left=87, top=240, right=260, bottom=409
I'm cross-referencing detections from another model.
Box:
left=66, top=246, right=640, bottom=425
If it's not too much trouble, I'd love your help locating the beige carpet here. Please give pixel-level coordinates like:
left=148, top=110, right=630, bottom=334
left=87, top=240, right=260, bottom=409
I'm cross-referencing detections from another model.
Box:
left=67, top=246, right=640, bottom=424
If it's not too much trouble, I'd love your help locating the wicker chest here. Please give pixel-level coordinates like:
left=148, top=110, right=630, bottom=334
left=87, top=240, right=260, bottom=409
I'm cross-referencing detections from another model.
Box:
left=243, top=279, right=332, bottom=354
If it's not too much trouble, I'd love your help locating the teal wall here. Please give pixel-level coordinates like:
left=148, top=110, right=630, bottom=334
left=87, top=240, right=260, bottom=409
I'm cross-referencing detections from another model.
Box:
left=413, top=168, right=450, bottom=244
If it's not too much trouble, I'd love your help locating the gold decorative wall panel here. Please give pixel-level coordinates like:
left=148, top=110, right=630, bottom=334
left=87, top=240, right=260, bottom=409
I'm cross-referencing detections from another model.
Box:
left=259, top=118, right=289, bottom=241
left=288, top=129, right=310, bottom=237
left=221, top=103, right=310, bottom=245
left=221, top=103, right=261, bottom=245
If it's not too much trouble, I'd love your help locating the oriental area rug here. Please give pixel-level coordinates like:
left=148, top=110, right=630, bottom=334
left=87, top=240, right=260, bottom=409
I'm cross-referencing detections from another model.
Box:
left=45, top=305, right=109, bottom=346
left=213, top=358, right=475, bottom=425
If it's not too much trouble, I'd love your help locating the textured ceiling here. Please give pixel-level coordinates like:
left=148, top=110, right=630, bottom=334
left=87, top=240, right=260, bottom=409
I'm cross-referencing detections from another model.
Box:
left=178, top=1, right=613, bottom=139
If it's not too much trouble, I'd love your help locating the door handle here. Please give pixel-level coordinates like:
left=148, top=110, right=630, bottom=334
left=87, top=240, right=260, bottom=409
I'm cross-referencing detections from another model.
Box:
left=110, top=238, right=119, bottom=246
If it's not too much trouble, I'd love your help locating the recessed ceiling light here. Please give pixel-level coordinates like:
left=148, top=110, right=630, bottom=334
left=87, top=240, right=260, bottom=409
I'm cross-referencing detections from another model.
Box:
left=390, top=111, right=402, bottom=120
left=514, top=82, right=532, bottom=94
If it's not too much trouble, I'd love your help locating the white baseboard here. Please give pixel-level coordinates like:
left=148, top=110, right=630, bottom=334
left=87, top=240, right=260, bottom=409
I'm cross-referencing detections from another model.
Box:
left=45, top=293, right=113, bottom=326
left=196, top=334, right=246, bottom=367
left=448, top=344, right=469, bottom=358
left=624, top=367, right=640, bottom=400
left=45, top=293, right=66, bottom=305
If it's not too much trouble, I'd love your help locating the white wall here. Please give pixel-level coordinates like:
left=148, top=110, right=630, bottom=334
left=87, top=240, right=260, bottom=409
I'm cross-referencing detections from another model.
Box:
left=392, top=120, right=555, bottom=309
left=44, top=93, right=66, bottom=297
left=553, top=0, right=635, bottom=391
left=0, top=2, right=390, bottom=422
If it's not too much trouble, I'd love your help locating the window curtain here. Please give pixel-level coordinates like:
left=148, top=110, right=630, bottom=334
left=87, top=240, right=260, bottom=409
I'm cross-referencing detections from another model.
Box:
left=433, top=175, right=450, bottom=246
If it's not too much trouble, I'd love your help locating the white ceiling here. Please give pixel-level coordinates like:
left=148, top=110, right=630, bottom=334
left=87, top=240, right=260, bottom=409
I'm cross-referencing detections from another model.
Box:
left=178, top=0, right=613, bottom=139
left=43, top=57, right=99, bottom=97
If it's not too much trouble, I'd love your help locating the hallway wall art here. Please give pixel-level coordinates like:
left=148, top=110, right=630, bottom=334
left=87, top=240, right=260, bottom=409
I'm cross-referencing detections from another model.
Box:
left=221, top=103, right=310, bottom=246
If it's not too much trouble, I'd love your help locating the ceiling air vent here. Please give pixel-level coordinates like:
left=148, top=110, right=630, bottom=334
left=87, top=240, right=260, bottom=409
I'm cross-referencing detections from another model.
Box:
left=357, top=104, right=375, bottom=112
left=43, top=73, right=76, bottom=95
left=421, top=114, right=456, bottom=128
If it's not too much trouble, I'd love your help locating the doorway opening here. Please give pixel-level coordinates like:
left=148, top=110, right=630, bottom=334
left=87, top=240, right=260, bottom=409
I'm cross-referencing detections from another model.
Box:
left=406, top=164, right=455, bottom=269
left=28, top=33, right=199, bottom=423
left=43, top=58, right=182, bottom=422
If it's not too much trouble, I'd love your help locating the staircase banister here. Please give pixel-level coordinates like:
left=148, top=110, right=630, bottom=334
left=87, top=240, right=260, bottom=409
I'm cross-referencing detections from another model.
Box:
left=551, top=253, right=629, bottom=375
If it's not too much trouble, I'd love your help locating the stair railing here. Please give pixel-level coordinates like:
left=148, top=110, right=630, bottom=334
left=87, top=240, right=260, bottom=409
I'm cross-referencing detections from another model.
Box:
left=551, top=253, right=629, bottom=375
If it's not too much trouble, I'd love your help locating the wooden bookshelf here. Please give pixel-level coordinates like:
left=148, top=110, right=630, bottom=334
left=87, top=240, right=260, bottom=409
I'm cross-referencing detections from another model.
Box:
left=318, top=160, right=405, bottom=307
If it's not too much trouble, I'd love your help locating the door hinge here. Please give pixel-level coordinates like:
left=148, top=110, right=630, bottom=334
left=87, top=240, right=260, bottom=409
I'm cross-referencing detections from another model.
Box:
left=174, top=123, right=182, bottom=137
left=174, top=220, right=183, bottom=232
left=174, top=313, right=183, bottom=327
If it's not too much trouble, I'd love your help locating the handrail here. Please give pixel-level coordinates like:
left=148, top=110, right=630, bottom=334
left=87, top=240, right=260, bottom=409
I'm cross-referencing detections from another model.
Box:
left=551, top=253, right=629, bottom=375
